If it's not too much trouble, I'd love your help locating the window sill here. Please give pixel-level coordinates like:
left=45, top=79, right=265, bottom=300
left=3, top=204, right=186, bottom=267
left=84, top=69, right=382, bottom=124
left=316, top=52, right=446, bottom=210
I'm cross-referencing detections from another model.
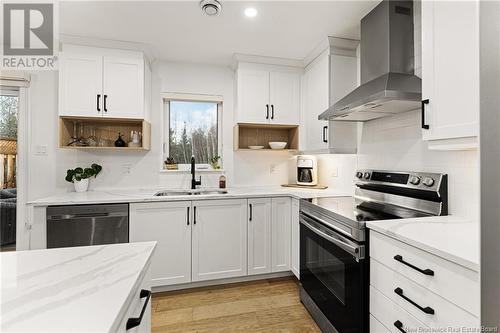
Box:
left=160, top=169, right=225, bottom=174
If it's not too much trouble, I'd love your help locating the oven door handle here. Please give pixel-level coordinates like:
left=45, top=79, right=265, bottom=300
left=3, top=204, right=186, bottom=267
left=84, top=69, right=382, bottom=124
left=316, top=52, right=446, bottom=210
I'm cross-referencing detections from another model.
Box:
left=300, top=217, right=363, bottom=260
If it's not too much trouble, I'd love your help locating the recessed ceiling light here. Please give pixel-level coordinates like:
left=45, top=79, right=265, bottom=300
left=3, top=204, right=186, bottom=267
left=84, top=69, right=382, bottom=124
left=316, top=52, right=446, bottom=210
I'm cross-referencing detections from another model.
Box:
left=244, top=7, right=258, bottom=18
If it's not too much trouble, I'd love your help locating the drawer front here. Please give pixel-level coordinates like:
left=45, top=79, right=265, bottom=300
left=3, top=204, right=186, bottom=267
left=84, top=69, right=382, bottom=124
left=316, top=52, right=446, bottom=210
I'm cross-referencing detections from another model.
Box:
left=370, top=314, right=390, bottom=333
left=371, top=285, right=428, bottom=333
left=370, top=231, right=479, bottom=316
left=371, top=259, right=479, bottom=328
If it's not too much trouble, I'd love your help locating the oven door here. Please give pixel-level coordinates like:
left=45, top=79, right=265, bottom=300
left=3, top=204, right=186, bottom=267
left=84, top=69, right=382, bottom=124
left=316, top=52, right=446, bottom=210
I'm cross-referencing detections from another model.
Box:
left=300, top=212, right=368, bottom=333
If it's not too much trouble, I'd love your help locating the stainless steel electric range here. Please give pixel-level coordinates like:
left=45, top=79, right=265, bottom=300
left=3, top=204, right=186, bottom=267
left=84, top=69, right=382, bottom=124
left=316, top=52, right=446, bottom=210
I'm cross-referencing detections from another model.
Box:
left=299, top=170, right=448, bottom=333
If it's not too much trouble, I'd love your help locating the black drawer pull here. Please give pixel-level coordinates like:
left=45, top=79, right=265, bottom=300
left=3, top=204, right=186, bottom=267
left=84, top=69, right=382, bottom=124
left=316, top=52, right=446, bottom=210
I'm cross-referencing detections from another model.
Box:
left=266, top=104, right=269, bottom=119
left=126, top=289, right=151, bottom=330
left=271, top=105, right=274, bottom=119
left=193, top=206, right=197, bottom=225
left=394, top=320, right=406, bottom=333
left=249, top=204, right=253, bottom=221
left=97, top=94, right=101, bottom=112
left=394, top=255, right=434, bottom=276
left=104, top=94, right=108, bottom=112
left=421, top=99, right=429, bottom=129
left=187, top=206, right=190, bottom=225
left=322, top=126, right=328, bottom=143
left=394, top=287, right=435, bottom=315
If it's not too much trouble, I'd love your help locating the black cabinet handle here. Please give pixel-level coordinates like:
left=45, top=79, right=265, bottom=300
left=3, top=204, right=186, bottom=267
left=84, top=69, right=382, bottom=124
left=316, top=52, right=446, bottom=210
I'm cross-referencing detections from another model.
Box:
left=271, top=105, right=274, bottom=120
left=249, top=204, right=253, bottom=221
left=187, top=206, right=190, bottom=225
left=126, top=289, right=151, bottom=330
left=322, top=126, right=328, bottom=143
left=394, top=287, right=435, bottom=315
left=394, top=255, right=434, bottom=276
left=193, top=206, right=197, bottom=225
left=421, top=99, right=429, bottom=129
left=96, top=94, right=101, bottom=112
left=104, top=94, right=108, bottom=112
left=394, top=320, right=406, bottom=333
left=266, top=104, right=269, bottom=119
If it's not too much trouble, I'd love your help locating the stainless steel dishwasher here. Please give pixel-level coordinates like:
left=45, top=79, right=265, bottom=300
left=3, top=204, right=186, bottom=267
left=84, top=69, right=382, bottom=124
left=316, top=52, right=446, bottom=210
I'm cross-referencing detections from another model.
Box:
left=46, top=203, right=129, bottom=249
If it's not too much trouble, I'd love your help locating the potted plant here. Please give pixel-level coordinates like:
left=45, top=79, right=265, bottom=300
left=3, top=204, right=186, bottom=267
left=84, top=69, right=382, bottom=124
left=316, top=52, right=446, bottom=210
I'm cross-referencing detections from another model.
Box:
left=65, top=163, right=102, bottom=192
left=164, top=157, right=178, bottom=170
left=210, top=155, right=222, bottom=170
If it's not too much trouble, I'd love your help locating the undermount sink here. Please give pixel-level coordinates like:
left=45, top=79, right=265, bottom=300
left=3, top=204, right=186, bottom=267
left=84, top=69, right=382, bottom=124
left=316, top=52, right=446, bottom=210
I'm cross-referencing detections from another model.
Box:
left=154, top=189, right=228, bottom=197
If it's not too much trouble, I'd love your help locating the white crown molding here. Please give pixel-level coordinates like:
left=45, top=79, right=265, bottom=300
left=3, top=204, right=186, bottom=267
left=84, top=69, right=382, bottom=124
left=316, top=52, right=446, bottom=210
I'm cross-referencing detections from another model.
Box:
left=232, top=53, right=304, bottom=70
left=303, top=36, right=359, bottom=67
left=59, top=34, right=156, bottom=64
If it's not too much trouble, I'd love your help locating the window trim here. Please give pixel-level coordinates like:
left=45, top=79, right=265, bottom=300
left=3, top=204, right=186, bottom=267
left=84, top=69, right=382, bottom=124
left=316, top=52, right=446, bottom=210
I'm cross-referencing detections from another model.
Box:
left=161, top=93, right=223, bottom=171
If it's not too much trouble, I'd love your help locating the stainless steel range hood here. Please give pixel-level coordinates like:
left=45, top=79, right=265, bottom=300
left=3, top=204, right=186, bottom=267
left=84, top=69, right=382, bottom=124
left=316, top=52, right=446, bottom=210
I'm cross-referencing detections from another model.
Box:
left=319, top=0, right=421, bottom=121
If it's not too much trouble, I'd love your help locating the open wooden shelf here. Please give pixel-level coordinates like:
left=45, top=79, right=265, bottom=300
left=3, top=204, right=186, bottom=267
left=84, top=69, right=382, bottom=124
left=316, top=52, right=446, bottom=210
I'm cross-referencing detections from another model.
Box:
left=59, top=116, right=151, bottom=151
left=234, top=123, right=299, bottom=151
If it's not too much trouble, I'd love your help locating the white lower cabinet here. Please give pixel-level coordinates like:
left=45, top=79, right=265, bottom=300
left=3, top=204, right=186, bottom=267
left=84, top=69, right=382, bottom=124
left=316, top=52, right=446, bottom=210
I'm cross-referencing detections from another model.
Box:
left=291, top=198, right=300, bottom=279
left=248, top=198, right=272, bottom=275
left=369, top=231, right=480, bottom=330
left=271, top=197, right=292, bottom=272
left=192, top=199, right=248, bottom=282
left=130, top=201, right=192, bottom=287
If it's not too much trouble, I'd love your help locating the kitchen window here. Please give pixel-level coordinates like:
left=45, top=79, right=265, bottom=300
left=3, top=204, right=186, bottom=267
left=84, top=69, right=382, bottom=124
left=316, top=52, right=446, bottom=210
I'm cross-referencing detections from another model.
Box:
left=163, top=94, right=222, bottom=170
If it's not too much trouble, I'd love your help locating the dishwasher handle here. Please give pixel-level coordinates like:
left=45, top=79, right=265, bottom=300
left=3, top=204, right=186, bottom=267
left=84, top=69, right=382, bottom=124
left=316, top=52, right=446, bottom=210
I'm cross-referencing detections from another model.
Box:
left=47, top=212, right=127, bottom=220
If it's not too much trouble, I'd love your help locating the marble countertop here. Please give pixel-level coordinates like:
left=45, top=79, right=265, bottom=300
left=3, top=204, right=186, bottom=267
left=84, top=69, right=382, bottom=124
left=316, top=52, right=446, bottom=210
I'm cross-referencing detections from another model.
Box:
left=367, top=216, right=479, bottom=272
left=27, top=186, right=351, bottom=207
left=1, top=242, right=156, bottom=332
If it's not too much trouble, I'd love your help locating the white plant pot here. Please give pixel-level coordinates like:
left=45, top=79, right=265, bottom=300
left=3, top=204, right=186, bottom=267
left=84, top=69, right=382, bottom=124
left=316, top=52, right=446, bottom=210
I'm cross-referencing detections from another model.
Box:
left=74, top=179, right=89, bottom=193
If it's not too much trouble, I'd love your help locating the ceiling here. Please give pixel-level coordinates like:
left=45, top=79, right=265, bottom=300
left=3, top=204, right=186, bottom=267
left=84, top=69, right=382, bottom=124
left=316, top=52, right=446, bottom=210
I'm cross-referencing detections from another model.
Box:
left=59, top=1, right=380, bottom=65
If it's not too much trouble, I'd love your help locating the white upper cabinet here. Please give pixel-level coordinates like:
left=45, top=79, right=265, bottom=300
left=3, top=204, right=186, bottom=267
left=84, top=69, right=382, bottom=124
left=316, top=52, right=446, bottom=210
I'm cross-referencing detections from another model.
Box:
left=59, top=45, right=146, bottom=119
left=191, top=199, right=248, bottom=282
left=59, top=53, right=103, bottom=117
left=269, top=71, right=300, bottom=125
left=247, top=198, right=272, bottom=276
left=236, top=63, right=301, bottom=125
left=421, top=0, right=479, bottom=149
left=302, top=38, right=359, bottom=152
left=129, top=201, right=192, bottom=287
left=237, top=69, right=270, bottom=124
left=103, top=55, right=144, bottom=119
left=271, top=197, right=292, bottom=272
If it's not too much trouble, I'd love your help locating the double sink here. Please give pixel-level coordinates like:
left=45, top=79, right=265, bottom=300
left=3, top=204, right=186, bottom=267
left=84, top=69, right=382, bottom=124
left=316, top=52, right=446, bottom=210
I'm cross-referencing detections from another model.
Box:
left=154, top=189, right=228, bottom=197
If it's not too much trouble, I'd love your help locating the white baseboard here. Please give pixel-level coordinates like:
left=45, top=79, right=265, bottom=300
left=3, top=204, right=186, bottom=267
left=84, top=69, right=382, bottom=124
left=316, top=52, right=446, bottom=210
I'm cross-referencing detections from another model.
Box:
left=152, top=271, right=295, bottom=293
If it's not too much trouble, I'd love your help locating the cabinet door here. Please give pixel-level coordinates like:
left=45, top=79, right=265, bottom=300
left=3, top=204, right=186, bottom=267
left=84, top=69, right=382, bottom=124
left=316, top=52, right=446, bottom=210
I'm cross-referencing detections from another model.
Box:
left=59, top=52, right=103, bottom=117
left=248, top=198, right=272, bottom=275
left=237, top=69, right=270, bottom=124
left=192, top=199, right=247, bottom=281
left=103, top=55, right=144, bottom=119
left=271, top=197, right=292, bottom=272
left=291, top=198, right=300, bottom=279
left=421, top=0, right=479, bottom=142
left=130, top=201, right=191, bottom=287
left=269, top=71, right=300, bottom=125
left=303, top=53, right=330, bottom=151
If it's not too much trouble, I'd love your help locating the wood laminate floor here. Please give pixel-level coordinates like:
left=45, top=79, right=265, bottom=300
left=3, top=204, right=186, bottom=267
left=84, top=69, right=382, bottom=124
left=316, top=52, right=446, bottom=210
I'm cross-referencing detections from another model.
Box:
left=152, top=277, right=321, bottom=333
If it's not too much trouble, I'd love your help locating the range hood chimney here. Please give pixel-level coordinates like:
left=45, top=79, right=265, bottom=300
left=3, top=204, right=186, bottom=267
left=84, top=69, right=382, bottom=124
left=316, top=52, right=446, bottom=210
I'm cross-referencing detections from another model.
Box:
left=319, top=0, right=421, bottom=121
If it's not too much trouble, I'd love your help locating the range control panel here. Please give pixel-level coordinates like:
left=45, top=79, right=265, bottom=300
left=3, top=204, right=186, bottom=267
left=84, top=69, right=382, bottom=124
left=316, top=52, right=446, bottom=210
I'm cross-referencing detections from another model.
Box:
left=354, top=170, right=445, bottom=191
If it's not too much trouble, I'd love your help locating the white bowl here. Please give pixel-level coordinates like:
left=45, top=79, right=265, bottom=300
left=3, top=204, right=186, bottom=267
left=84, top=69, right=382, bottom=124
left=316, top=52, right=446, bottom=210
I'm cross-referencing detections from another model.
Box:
left=248, top=145, right=265, bottom=150
left=269, top=142, right=287, bottom=150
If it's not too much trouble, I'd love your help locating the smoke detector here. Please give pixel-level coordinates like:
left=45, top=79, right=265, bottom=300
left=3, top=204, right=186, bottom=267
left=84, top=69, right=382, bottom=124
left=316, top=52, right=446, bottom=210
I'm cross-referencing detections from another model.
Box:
left=200, top=0, right=222, bottom=16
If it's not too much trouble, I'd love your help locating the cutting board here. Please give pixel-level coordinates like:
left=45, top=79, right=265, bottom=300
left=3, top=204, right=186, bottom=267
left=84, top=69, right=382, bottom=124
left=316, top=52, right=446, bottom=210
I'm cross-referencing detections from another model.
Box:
left=281, top=184, right=328, bottom=189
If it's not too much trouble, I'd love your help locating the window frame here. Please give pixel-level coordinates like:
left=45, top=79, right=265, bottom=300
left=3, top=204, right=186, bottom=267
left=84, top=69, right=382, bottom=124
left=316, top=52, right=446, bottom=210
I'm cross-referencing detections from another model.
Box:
left=161, top=93, right=223, bottom=171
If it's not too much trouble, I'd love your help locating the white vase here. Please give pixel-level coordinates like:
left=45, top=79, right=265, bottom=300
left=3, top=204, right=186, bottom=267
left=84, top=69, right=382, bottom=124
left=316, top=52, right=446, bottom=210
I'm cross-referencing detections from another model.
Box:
left=74, top=179, right=89, bottom=193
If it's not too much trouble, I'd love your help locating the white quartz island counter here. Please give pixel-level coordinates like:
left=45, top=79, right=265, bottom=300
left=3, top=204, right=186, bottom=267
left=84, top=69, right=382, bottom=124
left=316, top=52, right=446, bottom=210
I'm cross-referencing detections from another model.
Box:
left=366, top=216, right=479, bottom=271
left=1, top=242, right=156, bottom=332
left=27, top=186, right=350, bottom=207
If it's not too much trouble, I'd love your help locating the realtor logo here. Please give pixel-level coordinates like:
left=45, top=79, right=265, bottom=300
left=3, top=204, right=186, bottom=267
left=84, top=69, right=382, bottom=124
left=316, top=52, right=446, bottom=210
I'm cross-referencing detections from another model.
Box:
left=3, top=3, right=53, bottom=56
left=2, top=2, right=57, bottom=70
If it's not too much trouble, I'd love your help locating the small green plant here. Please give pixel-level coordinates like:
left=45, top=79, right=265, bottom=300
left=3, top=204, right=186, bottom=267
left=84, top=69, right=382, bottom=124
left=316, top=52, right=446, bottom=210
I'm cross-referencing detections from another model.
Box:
left=65, top=163, right=102, bottom=183
left=210, top=155, right=221, bottom=170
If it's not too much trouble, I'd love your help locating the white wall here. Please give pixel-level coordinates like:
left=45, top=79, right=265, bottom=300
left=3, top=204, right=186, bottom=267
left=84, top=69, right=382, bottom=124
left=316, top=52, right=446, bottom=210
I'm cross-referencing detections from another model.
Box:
left=357, top=110, right=479, bottom=220
left=27, top=60, right=298, bottom=199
